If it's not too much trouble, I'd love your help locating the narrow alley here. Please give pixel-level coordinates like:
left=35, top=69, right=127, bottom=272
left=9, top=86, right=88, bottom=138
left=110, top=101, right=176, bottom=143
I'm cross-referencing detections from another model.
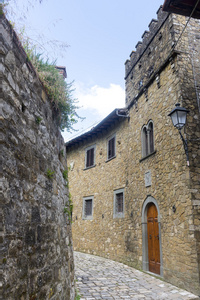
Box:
left=74, top=252, right=199, bottom=300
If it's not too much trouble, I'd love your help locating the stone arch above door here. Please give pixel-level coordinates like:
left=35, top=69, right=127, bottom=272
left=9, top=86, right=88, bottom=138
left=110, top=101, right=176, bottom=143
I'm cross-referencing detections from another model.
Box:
left=141, top=196, right=163, bottom=276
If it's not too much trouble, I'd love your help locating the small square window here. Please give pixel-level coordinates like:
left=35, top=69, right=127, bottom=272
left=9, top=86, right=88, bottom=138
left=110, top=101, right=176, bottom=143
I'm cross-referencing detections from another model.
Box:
left=83, top=196, right=93, bottom=220
left=85, top=145, right=95, bottom=168
left=113, top=189, right=124, bottom=218
left=107, top=134, right=116, bottom=160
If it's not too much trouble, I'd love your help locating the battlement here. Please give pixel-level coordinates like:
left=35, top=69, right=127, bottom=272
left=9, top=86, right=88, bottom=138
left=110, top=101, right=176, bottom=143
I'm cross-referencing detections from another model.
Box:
left=125, top=6, right=169, bottom=79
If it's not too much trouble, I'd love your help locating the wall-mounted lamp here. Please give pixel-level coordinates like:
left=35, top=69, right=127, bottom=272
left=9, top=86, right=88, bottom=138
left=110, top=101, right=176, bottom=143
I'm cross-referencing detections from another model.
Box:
left=168, top=103, right=189, bottom=166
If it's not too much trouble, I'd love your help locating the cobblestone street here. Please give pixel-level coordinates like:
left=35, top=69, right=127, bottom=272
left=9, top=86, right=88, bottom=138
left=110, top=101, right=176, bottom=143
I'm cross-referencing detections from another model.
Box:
left=74, top=252, right=199, bottom=300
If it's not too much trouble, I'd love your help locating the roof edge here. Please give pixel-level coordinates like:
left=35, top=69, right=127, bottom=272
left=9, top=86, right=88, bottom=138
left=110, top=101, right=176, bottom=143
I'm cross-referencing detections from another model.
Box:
left=66, top=108, right=129, bottom=149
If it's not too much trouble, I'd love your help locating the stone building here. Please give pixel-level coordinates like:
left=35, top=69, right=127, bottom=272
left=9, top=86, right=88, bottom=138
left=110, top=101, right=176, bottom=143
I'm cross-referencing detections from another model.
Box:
left=1, top=13, right=75, bottom=299
left=66, top=6, right=200, bottom=296
left=163, top=0, right=200, bottom=19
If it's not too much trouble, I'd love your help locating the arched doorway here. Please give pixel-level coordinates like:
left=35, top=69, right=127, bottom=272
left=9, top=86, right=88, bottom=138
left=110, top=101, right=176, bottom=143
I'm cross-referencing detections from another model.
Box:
left=141, top=196, right=163, bottom=276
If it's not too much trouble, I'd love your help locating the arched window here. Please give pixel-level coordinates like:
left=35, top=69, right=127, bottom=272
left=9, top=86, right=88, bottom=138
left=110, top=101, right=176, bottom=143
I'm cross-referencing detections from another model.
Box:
left=149, top=121, right=154, bottom=154
left=141, top=120, right=154, bottom=157
left=142, top=126, right=148, bottom=157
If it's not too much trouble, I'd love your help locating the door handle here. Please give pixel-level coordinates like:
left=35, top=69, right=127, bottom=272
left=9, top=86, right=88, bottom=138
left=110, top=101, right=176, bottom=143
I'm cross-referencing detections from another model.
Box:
left=149, top=234, right=152, bottom=239
left=155, top=235, right=159, bottom=240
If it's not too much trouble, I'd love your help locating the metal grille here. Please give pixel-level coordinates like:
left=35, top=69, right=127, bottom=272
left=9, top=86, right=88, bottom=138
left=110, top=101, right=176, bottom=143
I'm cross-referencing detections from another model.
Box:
left=116, top=192, right=123, bottom=213
left=85, top=199, right=92, bottom=216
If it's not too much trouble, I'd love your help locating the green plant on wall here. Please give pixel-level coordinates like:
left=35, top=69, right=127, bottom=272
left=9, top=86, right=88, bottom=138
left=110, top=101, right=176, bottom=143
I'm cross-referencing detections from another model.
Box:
left=46, top=168, right=55, bottom=180
left=2, top=258, right=7, bottom=264
left=1, top=1, right=81, bottom=132
left=35, top=116, right=42, bottom=125
left=63, top=169, right=70, bottom=188
left=64, top=193, right=73, bottom=223
left=62, top=169, right=68, bottom=181
left=60, top=149, right=64, bottom=157
left=75, top=289, right=81, bottom=300
left=24, top=47, right=79, bottom=132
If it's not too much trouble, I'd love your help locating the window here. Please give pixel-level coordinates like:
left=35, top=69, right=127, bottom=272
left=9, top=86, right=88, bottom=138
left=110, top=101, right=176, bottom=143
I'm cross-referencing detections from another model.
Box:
left=85, top=145, right=95, bottom=168
left=113, top=189, right=124, bottom=218
left=141, top=120, right=154, bottom=157
left=82, top=196, right=93, bottom=220
left=107, top=134, right=116, bottom=160
left=149, top=122, right=154, bottom=153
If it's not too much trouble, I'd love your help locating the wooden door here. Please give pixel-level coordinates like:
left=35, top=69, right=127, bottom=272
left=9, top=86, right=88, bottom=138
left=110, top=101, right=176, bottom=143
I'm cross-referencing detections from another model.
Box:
left=147, top=203, right=160, bottom=275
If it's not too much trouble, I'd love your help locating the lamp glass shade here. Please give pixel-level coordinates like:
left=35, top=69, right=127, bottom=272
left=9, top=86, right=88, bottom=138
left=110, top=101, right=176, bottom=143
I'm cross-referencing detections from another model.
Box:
left=168, top=104, right=189, bottom=130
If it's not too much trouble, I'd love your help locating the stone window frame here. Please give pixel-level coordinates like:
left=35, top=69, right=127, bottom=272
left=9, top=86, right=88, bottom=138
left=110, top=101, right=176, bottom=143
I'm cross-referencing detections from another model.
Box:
left=84, top=144, right=96, bottom=169
left=113, top=188, right=125, bottom=219
left=82, top=196, right=94, bottom=220
left=106, top=133, right=116, bottom=162
left=141, top=120, right=155, bottom=158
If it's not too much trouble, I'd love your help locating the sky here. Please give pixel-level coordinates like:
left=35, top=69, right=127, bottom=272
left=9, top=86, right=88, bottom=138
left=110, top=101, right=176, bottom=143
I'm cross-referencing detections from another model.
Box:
left=8, top=0, right=163, bottom=141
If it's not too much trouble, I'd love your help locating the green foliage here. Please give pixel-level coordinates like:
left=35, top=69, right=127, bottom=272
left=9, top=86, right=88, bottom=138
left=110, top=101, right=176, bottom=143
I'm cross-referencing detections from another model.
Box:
left=0, top=2, right=9, bottom=15
left=62, top=169, right=68, bottom=181
left=35, top=116, right=42, bottom=125
left=69, top=193, right=73, bottom=215
left=0, top=4, right=4, bottom=15
left=64, top=193, right=73, bottom=223
left=63, top=207, right=69, bottom=214
left=49, top=288, right=54, bottom=299
left=46, top=168, right=55, bottom=180
left=60, top=149, right=64, bottom=157
left=3, top=258, right=7, bottom=264
left=24, top=45, right=79, bottom=131
left=2, top=1, right=81, bottom=132
left=75, top=290, right=81, bottom=300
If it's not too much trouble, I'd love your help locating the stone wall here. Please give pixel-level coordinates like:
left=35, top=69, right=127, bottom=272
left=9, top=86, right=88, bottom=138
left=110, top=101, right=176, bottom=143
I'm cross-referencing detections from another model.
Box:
left=125, top=7, right=171, bottom=104
left=67, top=11, right=200, bottom=295
left=1, top=14, right=75, bottom=299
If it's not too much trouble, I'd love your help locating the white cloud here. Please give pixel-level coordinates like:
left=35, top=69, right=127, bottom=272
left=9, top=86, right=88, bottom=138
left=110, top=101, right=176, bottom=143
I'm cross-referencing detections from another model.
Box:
left=63, top=82, right=125, bottom=142
left=74, top=82, right=125, bottom=118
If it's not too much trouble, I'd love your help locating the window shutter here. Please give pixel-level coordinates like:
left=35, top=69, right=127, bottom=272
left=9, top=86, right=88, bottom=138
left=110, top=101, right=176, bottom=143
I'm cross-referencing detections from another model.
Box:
left=111, top=137, right=115, bottom=157
left=108, top=137, right=115, bottom=159
left=86, top=150, right=90, bottom=167
left=108, top=139, right=111, bottom=158
left=90, top=148, right=94, bottom=166
left=84, top=201, right=87, bottom=217
left=149, top=123, right=154, bottom=153
left=144, top=128, right=148, bottom=156
left=86, top=147, right=94, bottom=167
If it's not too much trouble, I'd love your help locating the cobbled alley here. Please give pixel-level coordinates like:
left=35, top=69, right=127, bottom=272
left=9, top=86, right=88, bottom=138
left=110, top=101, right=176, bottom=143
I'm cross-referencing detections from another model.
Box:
left=74, top=252, right=199, bottom=300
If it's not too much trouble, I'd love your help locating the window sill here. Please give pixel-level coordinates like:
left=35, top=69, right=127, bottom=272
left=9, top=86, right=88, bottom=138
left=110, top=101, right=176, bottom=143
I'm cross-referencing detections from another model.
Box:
left=139, top=150, right=157, bottom=162
left=83, top=164, right=96, bottom=171
left=113, top=214, right=124, bottom=219
left=105, top=155, right=116, bottom=163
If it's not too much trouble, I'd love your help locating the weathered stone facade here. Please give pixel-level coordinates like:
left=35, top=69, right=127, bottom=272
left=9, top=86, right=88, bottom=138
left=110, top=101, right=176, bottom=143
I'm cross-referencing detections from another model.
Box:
left=1, top=14, right=75, bottom=299
left=66, top=7, right=200, bottom=296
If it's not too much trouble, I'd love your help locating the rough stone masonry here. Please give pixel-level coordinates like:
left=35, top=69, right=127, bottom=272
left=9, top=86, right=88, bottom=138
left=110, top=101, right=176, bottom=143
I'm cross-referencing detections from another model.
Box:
left=67, top=7, right=200, bottom=296
left=0, top=13, right=75, bottom=300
